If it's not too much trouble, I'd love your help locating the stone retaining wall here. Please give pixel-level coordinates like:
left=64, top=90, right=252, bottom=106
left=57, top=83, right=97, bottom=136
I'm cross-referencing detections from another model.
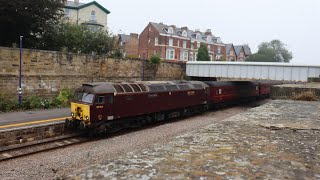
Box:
left=271, top=84, right=320, bottom=100
left=0, top=47, right=185, bottom=98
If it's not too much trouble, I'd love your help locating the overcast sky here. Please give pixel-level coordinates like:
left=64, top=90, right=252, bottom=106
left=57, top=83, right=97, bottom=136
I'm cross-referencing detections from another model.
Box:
left=84, top=0, right=320, bottom=64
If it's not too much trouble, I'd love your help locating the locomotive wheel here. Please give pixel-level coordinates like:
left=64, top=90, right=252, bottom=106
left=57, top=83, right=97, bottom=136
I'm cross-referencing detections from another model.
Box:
left=65, top=119, right=72, bottom=128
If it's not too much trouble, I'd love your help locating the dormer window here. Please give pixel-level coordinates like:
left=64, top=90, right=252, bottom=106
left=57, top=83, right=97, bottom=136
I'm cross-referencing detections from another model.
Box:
left=90, top=11, right=96, bottom=21
left=217, top=37, right=222, bottom=43
left=207, top=36, right=211, bottom=42
left=168, top=27, right=174, bottom=34
left=182, top=30, right=187, bottom=37
left=196, top=33, right=201, bottom=39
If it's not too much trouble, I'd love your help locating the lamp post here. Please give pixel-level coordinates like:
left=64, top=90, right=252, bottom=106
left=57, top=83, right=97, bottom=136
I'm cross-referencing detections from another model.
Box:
left=19, top=36, right=23, bottom=105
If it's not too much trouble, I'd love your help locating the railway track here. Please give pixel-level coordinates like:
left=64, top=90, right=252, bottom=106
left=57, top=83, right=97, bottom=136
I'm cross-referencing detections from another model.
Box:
left=0, top=133, right=88, bottom=162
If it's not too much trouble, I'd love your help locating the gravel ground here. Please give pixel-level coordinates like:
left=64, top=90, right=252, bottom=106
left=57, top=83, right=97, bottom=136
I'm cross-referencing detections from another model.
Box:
left=0, top=102, right=262, bottom=180
left=66, top=100, right=320, bottom=179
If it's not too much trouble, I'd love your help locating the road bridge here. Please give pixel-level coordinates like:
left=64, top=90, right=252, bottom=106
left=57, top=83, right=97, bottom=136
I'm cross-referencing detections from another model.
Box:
left=186, top=62, right=320, bottom=82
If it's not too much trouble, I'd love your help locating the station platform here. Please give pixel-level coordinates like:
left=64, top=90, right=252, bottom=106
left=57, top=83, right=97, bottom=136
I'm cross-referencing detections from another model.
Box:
left=0, top=108, right=70, bottom=130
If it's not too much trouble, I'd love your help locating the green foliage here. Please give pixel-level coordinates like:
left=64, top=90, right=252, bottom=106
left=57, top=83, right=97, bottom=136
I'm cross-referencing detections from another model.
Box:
left=197, top=44, right=210, bottom=61
left=247, top=39, right=293, bottom=63
left=42, top=22, right=116, bottom=55
left=0, top=0, right=65, bottom=47
left=0, top=89, right=75, bottom=113
left=111, top=49, right=124, bottom=59
left=149, top=54, right=161, bottom=65
left=56, top=88, right=74, bottom=107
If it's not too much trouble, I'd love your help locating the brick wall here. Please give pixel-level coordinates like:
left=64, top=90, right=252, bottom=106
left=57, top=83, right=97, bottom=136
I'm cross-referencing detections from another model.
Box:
left=0, top=47, right=185, bottom=98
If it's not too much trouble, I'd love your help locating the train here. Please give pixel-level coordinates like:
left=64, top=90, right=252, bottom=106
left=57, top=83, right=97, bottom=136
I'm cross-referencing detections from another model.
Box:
left=65, top=80, right=274, bottom=133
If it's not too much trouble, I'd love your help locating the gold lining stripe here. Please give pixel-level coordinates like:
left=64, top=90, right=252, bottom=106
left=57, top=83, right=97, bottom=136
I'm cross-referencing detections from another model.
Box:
left=0, top=117, right=70, bottom=129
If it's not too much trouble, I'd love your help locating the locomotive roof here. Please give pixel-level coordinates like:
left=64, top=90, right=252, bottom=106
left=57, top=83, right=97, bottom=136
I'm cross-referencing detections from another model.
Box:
left=77, top=81, right=208, bottom=94
left=204, top=81, right=259, bottom=87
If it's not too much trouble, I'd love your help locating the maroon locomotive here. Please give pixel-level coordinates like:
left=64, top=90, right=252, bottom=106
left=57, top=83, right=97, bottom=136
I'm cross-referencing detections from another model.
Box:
left=66, top=80, right=273, bottom=132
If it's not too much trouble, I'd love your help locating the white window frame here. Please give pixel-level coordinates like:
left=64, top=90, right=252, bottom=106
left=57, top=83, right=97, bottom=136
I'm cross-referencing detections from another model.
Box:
left=196, top=33, right=201, bottom=39
left=189, top=52, right=194, bottom=61
left=182, top=30, right=187, bottom=37
left=168, top=27, right=174, bottom=34
left=177, top=40, right=180, bottom=47
left=155, top=37, right=158, bottom=45
left=183, top=41, right=187, bottom=48
left=90, top=11, right=96, bottom=21
left=197, top=42, right=200, bottom=48
left=195, top=52, right=198, bottom=61
left=182, top=51, right=188, bottom=61
left=169, top=38, right=173, bottom=46
left=208, top=45, right=211, bottom=51
left=217, top=47, right=221, bottom=54
left=166, top=49, right=175, bottom=60
left=64, top=8, right=70, bottom=17
left=209, top=55, right=213, bottom=61
left=207, top=36, right=211, bottom=42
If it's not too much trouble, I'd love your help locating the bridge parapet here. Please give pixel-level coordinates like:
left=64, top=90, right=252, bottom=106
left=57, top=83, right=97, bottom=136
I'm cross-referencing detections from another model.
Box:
left=187, top=62, right=320, bottom=82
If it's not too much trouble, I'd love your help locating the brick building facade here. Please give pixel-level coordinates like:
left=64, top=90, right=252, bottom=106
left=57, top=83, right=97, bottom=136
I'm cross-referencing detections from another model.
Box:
left=118, top=33, right=139, bottom=58
left=138, top=22, right=226, bottom=62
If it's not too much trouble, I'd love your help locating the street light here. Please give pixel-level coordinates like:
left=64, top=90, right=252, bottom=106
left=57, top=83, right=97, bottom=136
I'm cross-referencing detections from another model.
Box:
left=19, top=36, right=23, bottom=105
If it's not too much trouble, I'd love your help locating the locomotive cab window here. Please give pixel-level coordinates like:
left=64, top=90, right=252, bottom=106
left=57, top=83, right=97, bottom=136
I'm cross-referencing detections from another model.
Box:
left=106, top=95, right=113, bottom=104
left=95, top=95, right=105, bottom=104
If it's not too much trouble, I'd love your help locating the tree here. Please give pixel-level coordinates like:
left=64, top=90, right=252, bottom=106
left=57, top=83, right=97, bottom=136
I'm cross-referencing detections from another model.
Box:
left=40, top=22, right=116, bottom=55
left=0, top=0, right=66, bottom=47
left=247, top=40, right=293, bottom=63
left=197, top=43, right=210, bottom=61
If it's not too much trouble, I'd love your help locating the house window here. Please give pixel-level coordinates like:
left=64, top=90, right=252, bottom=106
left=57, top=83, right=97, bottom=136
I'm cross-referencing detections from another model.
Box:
left=217, top=47, right=221, bottom=54
left=196, top=33, right=201, bottom=39
left=183, top=41, right=187, bottom=48
left=177, top=40, right=180, bottom=47
left=197, top=42, right=200, bottom=48
left=155, top=37, right=158, bottom=45
left=207, top=36, right=211, bottom=42
left=90, top=11, right=96, bottom=21
left=230, top=51, right=234, bottom=55
left=189, top=53, right=194, bottom=61
left=169, top=38, right=173, bottom=46
left=182, top=30, right=187, bottom=37
left=208, top=45, right=211, bottom=51
left=64, top=8, right=70, bottom=17
left=166, top=49, right=175, bottom=59
left=195, top=52, right=198, bottom=61
left=168, top=27, right=174, bottom=34
left=182, top=52, right=188, bottom=61
left=209, top=55, right=213, bottom=61
left=191, top=42, right=194, bottom=49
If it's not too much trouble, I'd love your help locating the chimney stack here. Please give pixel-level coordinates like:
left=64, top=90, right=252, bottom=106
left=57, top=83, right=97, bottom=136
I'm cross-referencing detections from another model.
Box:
left=130, top=33, right=139, bottom=39
left=205, top=29, right=212, bottom=36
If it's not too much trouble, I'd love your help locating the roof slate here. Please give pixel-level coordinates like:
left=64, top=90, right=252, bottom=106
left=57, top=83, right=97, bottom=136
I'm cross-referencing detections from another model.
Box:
left=150, top=22, right=223, bottom=44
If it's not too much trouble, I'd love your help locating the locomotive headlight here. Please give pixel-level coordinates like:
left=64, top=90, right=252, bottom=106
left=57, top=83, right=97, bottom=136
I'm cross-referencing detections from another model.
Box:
left=71, top=112, right=74, bottom=117
left=85, top=116, right=89, bottom=121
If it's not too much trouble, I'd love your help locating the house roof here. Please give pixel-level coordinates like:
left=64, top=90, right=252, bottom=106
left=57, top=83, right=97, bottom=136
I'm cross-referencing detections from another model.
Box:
left=118, top=34, right=130, bottom=43
left=234, top=45, right=244, bottom=56
left=243, top=45, right=252, bottom=56
left=226, top=44, right=234, bottom=54
left=65, top=1, right=111, bottom=14
left=149, top=22, right=223, bottom=44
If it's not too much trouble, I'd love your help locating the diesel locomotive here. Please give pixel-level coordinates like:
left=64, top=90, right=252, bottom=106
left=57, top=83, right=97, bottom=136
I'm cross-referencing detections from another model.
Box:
left=65, top=80, right=272, bottom=132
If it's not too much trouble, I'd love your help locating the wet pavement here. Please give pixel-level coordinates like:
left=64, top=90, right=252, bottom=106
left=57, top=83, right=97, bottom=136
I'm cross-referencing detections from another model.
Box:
left=65, top=100, right=320, bottom=179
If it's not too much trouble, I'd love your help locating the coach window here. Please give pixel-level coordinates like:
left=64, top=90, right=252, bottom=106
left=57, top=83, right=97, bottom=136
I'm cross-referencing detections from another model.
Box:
left=95, top=95, right=105, bottom=104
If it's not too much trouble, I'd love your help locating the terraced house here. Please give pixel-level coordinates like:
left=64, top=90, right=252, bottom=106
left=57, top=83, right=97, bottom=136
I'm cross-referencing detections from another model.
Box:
left=139, top=22, right=226, bottom=62
left=63, top=0, right=111, bottom=31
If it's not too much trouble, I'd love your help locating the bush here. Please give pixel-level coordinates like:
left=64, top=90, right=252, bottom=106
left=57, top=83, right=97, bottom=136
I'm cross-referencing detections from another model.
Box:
left=293, top=91, right=318, bottom=101
left=0, top=88, right=75, bottom=113
left=56, top=88, right=74, bottom=107
left=150, top=54, right=161, bottom=65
